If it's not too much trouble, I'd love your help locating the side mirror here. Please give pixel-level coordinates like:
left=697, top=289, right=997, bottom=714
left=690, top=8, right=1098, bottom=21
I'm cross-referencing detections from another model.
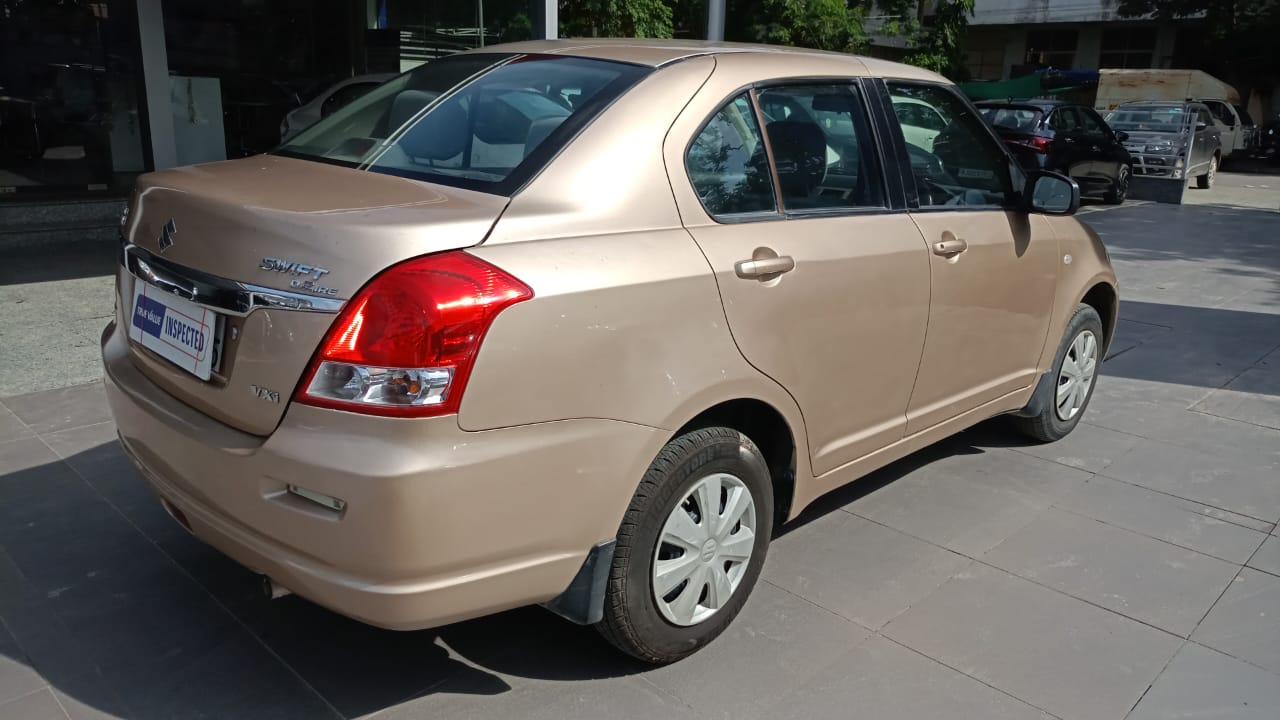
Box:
left=1026, top=170, right=1080, bottom=216
left=1115, top=130, right=1129, bottom=142
left=1196, top=122, right=1208, bottom=132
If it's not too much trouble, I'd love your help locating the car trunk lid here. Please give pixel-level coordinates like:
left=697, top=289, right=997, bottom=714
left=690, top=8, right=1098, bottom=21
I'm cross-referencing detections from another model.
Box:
left=120, top=155, right=508, bottom=436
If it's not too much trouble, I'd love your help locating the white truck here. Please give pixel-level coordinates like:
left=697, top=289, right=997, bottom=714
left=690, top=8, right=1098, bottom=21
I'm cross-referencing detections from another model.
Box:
left=1092, top=69, right=1252, bottom=158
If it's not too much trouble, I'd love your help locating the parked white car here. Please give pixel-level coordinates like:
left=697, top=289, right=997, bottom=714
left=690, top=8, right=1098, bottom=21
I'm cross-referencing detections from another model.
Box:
left=280, top=73, right=394, bottom=141
left=893, top=96, right=949, bottom=152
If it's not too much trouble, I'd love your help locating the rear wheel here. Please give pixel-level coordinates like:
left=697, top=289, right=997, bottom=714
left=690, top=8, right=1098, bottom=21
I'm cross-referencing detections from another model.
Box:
left=1196, top=154, right=1218, bottom=189
left=1105, top=165, right=1130, bottom=204
left=596, top=427, right=773, bottom=664
left=1015, top=304, right=1103, bottom=442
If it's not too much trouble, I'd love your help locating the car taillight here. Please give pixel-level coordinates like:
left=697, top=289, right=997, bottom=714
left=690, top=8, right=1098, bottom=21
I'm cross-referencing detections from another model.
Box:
left=1011, top=136, right=1052, bottom=153
left=295, top=251, right=532, bottom=417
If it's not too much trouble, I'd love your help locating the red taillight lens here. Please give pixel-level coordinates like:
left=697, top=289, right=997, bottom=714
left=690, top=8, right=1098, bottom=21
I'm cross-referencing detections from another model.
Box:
left=296, top=251, right=532, bottom=417
left=1010, top=136, right=1052, bottom=153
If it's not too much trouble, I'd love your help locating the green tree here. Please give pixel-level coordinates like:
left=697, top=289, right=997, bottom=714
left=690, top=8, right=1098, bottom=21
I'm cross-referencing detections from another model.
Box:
left=559, top=0, right=675, bottom=38
left=752, top=0, right=868, bottom=53
left=1116, top=0, right=1280, bottom=110
left=873, top=0, right=975, bottom=79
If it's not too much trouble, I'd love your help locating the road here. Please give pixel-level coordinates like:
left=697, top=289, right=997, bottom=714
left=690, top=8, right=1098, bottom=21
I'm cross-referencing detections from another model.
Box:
left=1, top=188, right=1278, bottom=719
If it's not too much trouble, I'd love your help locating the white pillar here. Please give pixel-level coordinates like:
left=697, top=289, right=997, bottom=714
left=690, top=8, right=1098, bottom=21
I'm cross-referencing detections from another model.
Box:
left=137, top=0, right=177, bottom=170
left=1076, top=25, right=1102, bottom=70
left=707, top=0, right=725, bottom=41
left=532, top=0, right=557, bottom=40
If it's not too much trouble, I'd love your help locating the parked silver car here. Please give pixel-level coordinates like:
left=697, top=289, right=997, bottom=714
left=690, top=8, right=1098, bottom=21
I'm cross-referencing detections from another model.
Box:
left=1107, top=101, right=1222, bottom=188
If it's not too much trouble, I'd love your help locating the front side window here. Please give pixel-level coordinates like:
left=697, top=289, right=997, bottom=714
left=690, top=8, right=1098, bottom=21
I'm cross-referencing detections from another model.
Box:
left=1077, top=108, right=1107, bottom=135
left=757, top=85, right=885, bottom=211
left=888, top=83, right=1013, bottom=209
left=686, top=94, right=777, bottom=217
left=1050, top=107, right=1080, bottom=132
left=278, top=54, right=649, bottom=194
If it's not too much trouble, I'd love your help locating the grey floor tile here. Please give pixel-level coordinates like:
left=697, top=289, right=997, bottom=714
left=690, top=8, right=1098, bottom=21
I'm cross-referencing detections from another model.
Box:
left=0, top=624, right=45, bottom=707
left=0, top=688, right=67, bottom=720
left=643, top=581, right=869, bottom=720
left=0, top=384, right=109, bottom=437
left=1135, top=410, right=1280, bottom=468
left=1054, top=475, right=1269, bottom=563
left=103, top=630, right=339, bottom=720
left=1192, top=568, right=1280, bottom=674
left=375, top=675, right=696, bottom=720
left=847, top=448, right=1090, bottom=557
left=1083, top=376, right=1209, bottom=437
left=1102, top=439, right=1280, bottom=523
left=983, top=507, right=1241, bottom=637
left=883, top=564, right=1181, bottom=720
left=1105, top=318, right=1173, bottom=359
left=763, top=512, right=970, bottom=629
left=1128, top=641, right=1280, bottom=720
left=47, top=670, right=130, bottom=720
left=1010, top=421, right=1141, bottom=473
left=762, top=635, right=1052, bottom=720
left=0, top=407, right=32, bottom=445
left=1192, top=366, right=1280, bottom=430
left=1246, top=535, right=1280, bottom=577
left=36, top=424, right=116, bottom=469
left=0, top=439, right=62, bottom=476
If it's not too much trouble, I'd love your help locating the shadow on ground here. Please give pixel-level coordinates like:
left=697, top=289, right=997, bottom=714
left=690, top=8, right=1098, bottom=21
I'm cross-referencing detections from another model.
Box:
left=0, top=243, right=117, bottom=286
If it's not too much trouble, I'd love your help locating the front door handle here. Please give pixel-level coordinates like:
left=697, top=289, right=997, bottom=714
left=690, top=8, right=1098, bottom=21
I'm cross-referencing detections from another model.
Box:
left=933, top=237, right=968, bottom=257
left=735, top=255, right=796, bottom=279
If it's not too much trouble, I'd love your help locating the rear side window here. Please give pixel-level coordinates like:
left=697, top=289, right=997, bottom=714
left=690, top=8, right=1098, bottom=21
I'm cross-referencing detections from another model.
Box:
left=278, top=54, right=649, bottom=195
left=686, top=94, right=777, bottom=217
left=981, top=106, right=1043, bottom=132
left=1077, top=108, right=1107, bottom=135
left=1049, top=107, right=1080, bottom=132
left=757, top=84, right=885, bottom=211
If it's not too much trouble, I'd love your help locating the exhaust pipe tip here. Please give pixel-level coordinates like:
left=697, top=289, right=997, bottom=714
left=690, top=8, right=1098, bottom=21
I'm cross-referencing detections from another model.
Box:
left=260, top=575, right=292, bottom=600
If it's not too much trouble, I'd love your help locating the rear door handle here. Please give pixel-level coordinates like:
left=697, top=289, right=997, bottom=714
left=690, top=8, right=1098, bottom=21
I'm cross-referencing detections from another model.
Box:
left=735, top=255, right=796, bottom=279
left=933, top=238, right=968, bottom=257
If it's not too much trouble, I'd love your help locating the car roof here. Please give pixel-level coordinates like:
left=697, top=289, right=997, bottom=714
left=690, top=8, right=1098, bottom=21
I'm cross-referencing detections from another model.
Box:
left=976, top=99, right=1070, bottom=111
left=462, top=39, right=947, bottom=83
left=1115, top=100, right=1201, bottom=108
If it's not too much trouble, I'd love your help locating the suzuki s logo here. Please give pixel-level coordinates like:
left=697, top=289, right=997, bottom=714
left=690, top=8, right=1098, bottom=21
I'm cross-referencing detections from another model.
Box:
left=158, top=218, right=176, bottom=252
left=258, top=257, right=339, bottom=296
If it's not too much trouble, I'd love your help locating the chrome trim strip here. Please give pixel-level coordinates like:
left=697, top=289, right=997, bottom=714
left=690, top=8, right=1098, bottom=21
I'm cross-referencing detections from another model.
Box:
left=123, top=244, right=345, bottom=315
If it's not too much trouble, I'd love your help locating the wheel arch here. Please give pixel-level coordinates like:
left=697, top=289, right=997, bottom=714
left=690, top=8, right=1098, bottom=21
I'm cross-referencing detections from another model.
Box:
left=673, top=398, right=798, bottom=530
left=1080, top=281, right=1118, bottom=355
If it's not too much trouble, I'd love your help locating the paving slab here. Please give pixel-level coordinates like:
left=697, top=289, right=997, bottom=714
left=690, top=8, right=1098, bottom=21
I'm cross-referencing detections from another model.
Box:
left=1, top=384, right=109, bottom=436
left=763, top=512, right=970, bottom=630
left=0, top=623, right=46, bottom=707
left=983, top=507, right=1241, bottom=637
left=1101, top=439, right=1280, bottom=524
left=0, top=406, right=32, bottom=445
left=1008, top=421, right=1141, bottom=474
left=761, top=635, right=1052, bottom=720
left=0, top=688, right=68, bottom=720
left=883, top=564, right=1182, bottom=720
left=642, top=581, right=868, bottom=720
left=847, top=448, right=1090, bottom=558
left=1191, top=568, right=1280, bottom=674
left=1246, top=535, right=1280, bottom=577
left=1128, top=641, right=1280, bottom=720
left=1052, top=474, right=1270, bottom=564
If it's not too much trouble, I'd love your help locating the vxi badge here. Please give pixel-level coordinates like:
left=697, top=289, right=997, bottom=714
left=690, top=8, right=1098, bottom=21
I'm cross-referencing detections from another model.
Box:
left=259, top=257, right=339, bottom=296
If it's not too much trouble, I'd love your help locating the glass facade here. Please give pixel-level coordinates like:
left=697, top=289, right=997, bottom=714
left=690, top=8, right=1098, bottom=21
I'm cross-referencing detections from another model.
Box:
left=0, top=0, right=146, bottom=198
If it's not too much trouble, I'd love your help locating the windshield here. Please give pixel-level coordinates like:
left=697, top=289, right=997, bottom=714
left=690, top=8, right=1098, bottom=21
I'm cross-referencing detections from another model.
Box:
left=277, top=53, right=649, bottom=194
left=1106, top=106, right=1191, bottom=133
left=979, top=106, right=1043, bottom=133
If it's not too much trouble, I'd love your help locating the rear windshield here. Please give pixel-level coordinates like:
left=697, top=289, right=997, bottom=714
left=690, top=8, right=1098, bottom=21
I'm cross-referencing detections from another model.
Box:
left=277, top=53, right=649, bottom=195
left=979, top=106, right=1044, bottom=132
left=1106, top=106, right=1191, bottom=132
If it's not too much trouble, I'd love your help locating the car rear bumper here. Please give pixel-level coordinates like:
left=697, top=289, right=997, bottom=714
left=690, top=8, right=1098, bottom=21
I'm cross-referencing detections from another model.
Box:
left=102, top=319, right=662, bottom=630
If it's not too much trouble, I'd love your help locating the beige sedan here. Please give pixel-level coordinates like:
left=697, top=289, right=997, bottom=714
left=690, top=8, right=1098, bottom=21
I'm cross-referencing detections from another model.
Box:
left=103, top=40, right=1117, bottom=663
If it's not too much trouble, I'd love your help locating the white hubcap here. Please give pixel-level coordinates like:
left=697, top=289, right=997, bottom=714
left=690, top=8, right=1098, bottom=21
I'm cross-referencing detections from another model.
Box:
left=1056, top=330, right=1098, bottom=421
left=652, top=473, right=757, bottom=626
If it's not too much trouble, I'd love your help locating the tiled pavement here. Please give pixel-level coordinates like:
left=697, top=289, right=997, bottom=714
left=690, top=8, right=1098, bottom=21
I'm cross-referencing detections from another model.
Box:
left=1, top=202, right=1279, bottom=719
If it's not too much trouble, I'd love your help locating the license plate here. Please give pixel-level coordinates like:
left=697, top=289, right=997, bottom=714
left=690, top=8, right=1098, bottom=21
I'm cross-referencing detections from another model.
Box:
left=128, top=282, right=220, bottom=380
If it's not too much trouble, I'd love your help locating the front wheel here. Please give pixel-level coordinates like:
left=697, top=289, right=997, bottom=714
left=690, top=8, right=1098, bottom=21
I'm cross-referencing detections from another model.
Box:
left=1196, top=154, right=1218, bottom=189
left=596, top=427, right=773, bottom=664
left=1014, top=304, right=1104, bottom=442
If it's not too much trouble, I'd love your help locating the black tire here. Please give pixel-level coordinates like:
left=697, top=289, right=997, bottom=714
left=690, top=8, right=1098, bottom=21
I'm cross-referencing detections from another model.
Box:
left=1105, top=164, right=1130, bottom=204
left=596, top=427, right=773, bottom=664
left=1196, top=153, right=1218, bottom=189
left=1014, top=304, right=1104, bottom=442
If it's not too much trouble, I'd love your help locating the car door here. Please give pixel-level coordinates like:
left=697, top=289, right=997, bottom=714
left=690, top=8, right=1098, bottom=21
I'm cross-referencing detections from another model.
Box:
left=1076, top=106, right=1123, bottom=184
left=1046, top=106, right=1087, bottom=179
left=1191, top=105, right=1217, bottom=170
left=676, top=83, right=931, bottom=476
left=882, top=81, right=1060, bottom=434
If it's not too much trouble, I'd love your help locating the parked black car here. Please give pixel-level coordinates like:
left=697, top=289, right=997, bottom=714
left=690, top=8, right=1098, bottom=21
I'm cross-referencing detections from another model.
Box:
left=977, top=99, right=1132, bottom=204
